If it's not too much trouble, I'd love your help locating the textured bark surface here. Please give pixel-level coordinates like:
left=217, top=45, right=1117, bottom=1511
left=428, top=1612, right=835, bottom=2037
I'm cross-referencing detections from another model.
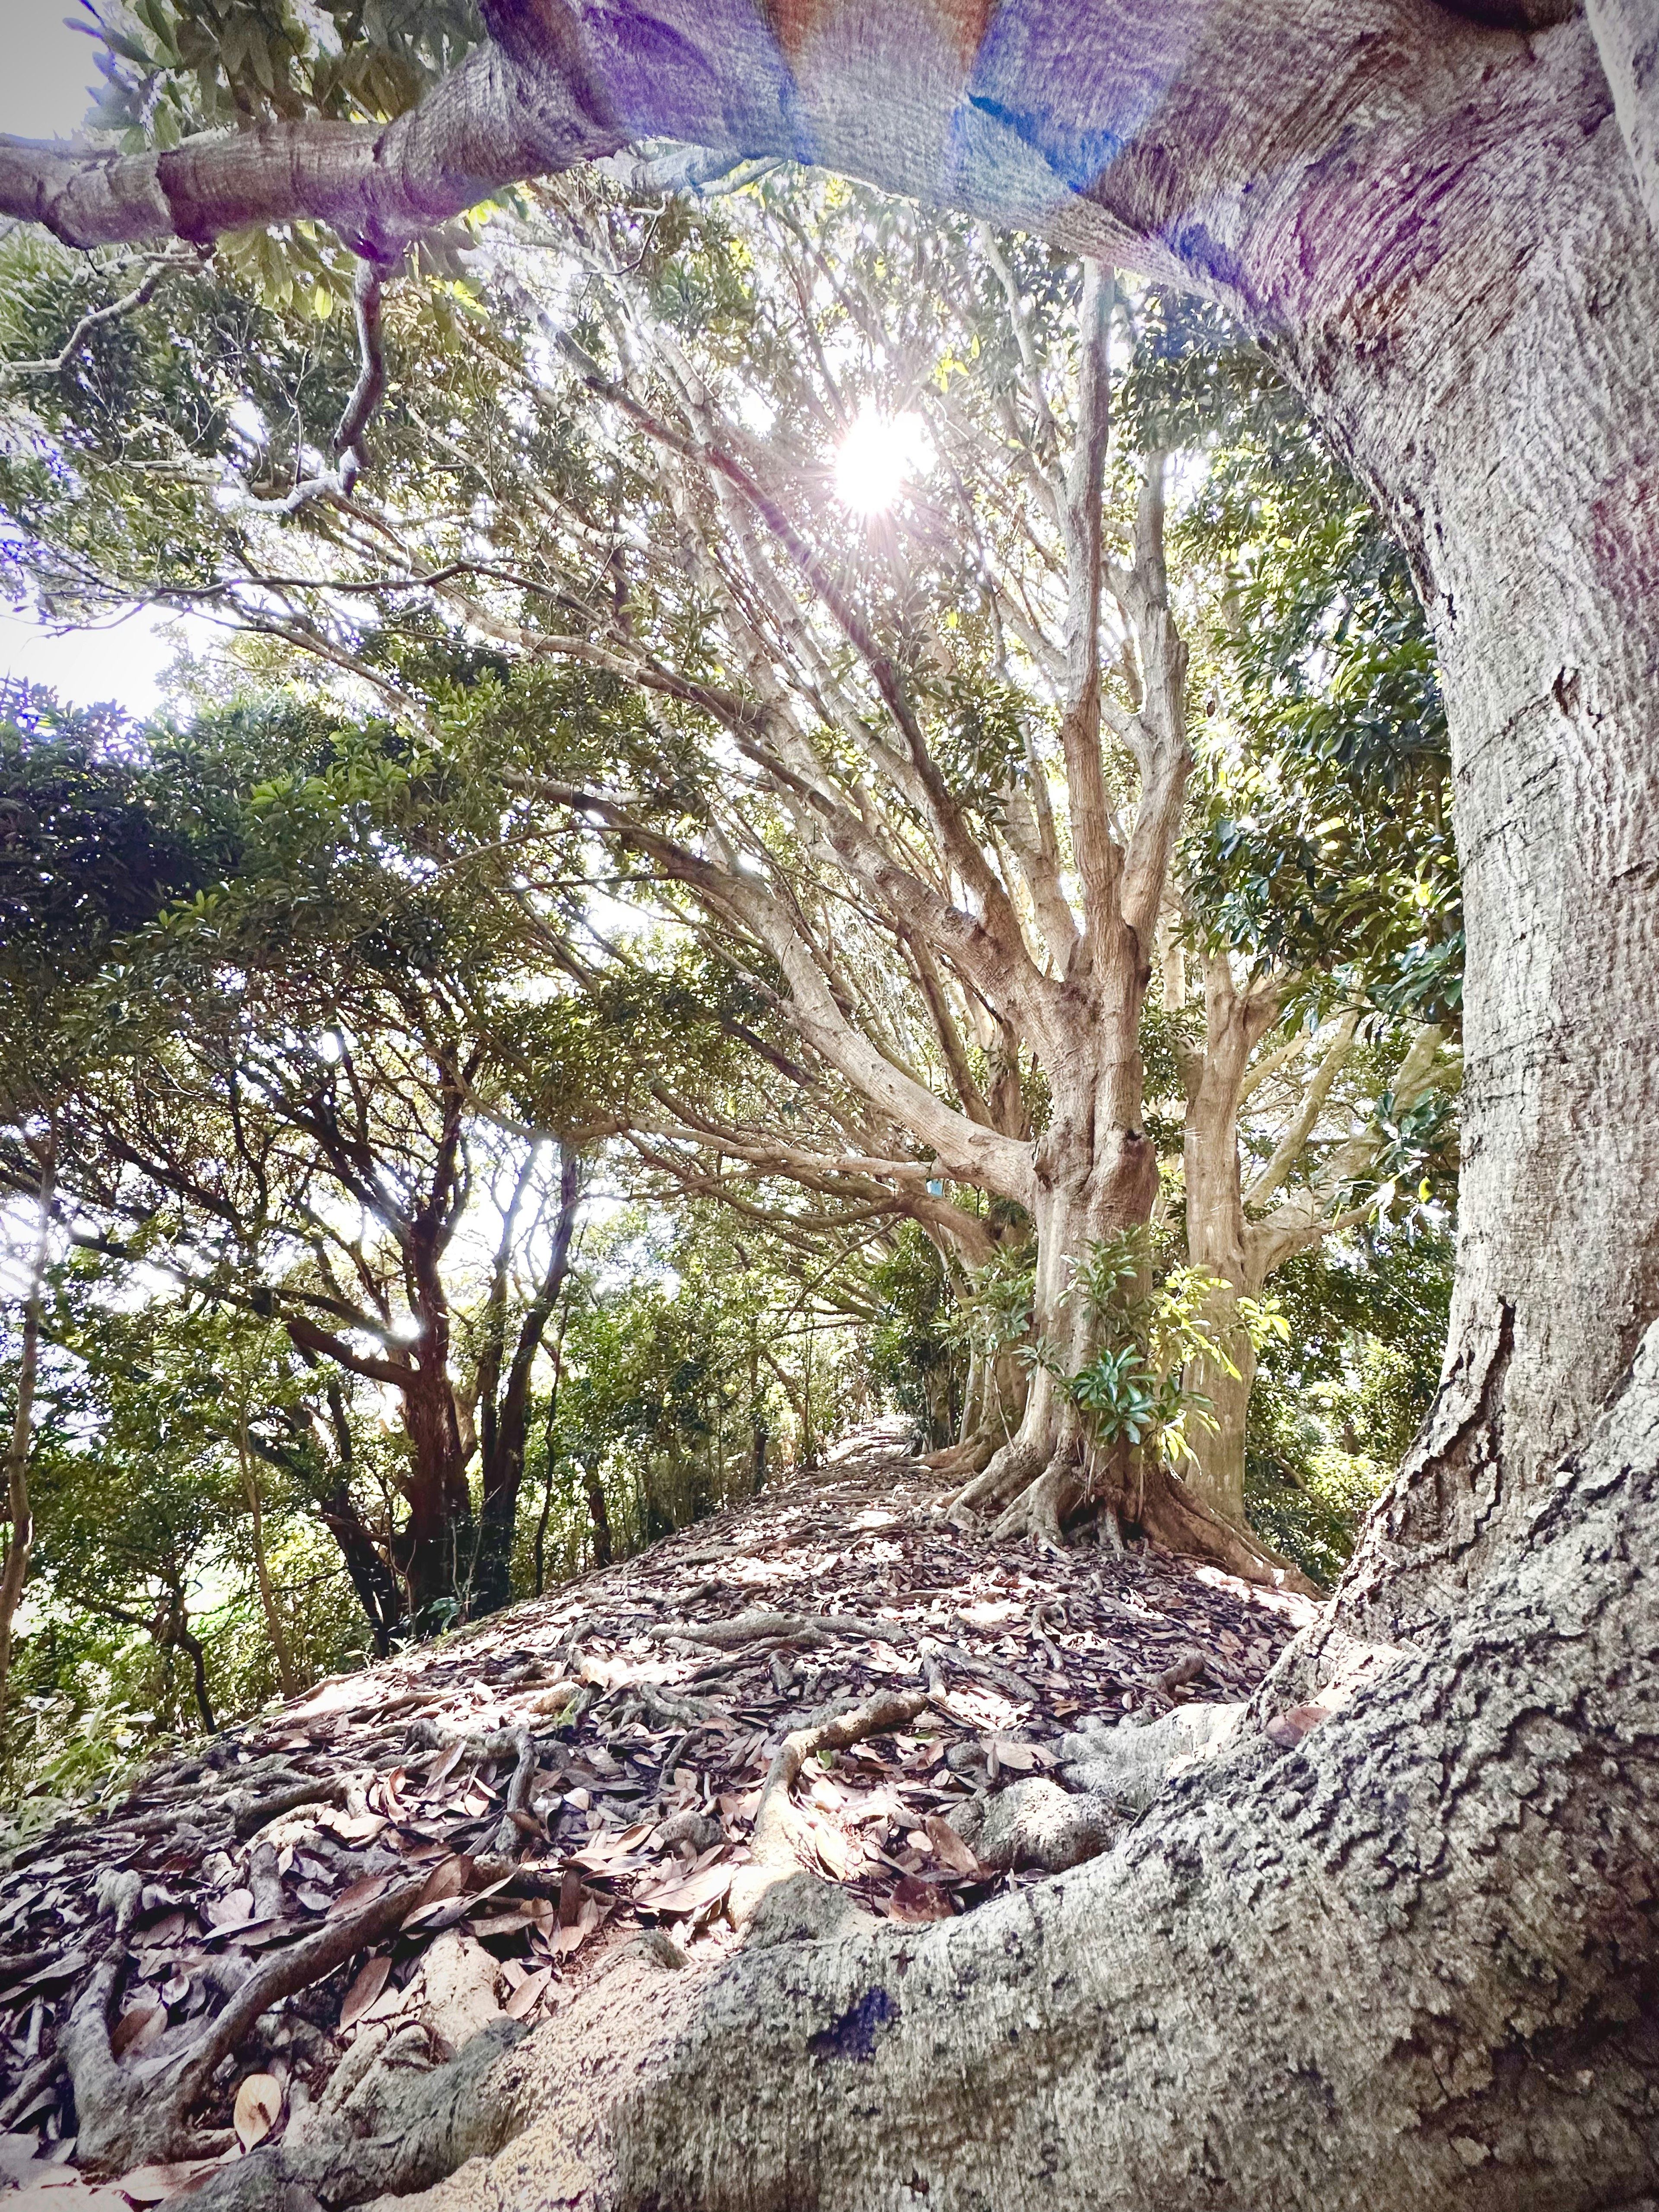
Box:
left=376, top=1316, right=1659, bottom=2212
left=1289, top=25, right=1659, bottom=1646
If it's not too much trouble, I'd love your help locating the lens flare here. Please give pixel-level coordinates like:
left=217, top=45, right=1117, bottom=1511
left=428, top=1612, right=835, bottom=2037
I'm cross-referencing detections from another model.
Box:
left=834, top=407, right=927, bottom=515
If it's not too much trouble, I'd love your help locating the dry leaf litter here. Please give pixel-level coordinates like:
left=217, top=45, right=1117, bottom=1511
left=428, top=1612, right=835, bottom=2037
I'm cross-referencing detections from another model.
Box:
left=0, top=1419, right=1314, bottom=2202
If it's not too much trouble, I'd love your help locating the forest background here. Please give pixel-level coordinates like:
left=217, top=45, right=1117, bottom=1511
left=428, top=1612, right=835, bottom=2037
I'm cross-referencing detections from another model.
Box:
left=0, top=85, right=1461, bottom=1839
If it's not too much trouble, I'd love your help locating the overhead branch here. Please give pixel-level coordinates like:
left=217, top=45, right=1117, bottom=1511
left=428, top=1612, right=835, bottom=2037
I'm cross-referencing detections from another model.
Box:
left=277, top=261, right=387, bottom=510
left=284, top=1313, right=408, bottom=1390
left=0, top=45, right=618, bottom=258
left=1246, top=1010, right=1361, bottom=1209
left=0, top=246, right=198, bottom=381
left=551, top=327, right=1046, bottom=1011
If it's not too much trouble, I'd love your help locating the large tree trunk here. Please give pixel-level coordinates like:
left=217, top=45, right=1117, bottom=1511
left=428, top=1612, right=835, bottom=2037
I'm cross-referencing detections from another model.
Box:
left=1287, top=24, right=1659, bottom=1653
left=1183, top=1301, right=1255, bottom=1522
left=951, top=1090, right=1155, bottom=1542
left=1178, top=964, right=1274, bottom=1525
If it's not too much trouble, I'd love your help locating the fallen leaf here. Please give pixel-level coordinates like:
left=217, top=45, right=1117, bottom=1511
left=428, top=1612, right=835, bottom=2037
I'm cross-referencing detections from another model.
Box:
left=503, top=1966, right=553, bottom=2018
left=204, top=1890, right=253, bottom=1930
left=339, top=1953, right=391, bottom=2029
left=115, top=2160, right=231, bottom=2205
left=232, top=2072, right=284, bottom=2152
left=958, top=1600, right=1022, bottom=1629
left=807, top=1821, right=855, bottom=1881
left=12, top=1951, right=90, bottom=1993
left=424, top=1742, right=468, bottom=1793
left=923, top=1816, right=980, bottom=1878
left=984, top=1735, right=1039, bottom=1773
left=408, top=1855, right=473, bottom=1915
left=321, top=1812, right=386, bottom=1845
left=884, top=1877, right=953, bottom=1924
left=640, top=1862, right=732, bottom=1919
left=327, top=1874, right=392, bottom=1918
left=110, top=2001, right=167, bottom=2059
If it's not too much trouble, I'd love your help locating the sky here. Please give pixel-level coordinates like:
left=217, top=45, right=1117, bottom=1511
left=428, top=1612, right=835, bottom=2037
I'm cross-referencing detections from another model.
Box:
left=1, top=7, right=204, bottom=714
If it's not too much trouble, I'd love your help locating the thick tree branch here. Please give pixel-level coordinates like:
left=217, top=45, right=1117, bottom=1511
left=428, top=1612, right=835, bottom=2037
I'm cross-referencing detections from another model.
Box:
left=0, top=45, right=617, bottom=258
left=1056, top=261, right=1122, bottom=976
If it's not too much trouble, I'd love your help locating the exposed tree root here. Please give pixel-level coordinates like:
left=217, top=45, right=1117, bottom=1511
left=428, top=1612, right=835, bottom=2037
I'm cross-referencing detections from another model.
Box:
left=918, top=1429, right=997, bottom=1479
left=646, top=1609, right=909, bottom=1652
left=955, top=1431, right=1316, bottom=1594
left=733, top=1687, right=930, bottom=1920
left=185, top=2015, right=530, bottom=2212
left=1135, top=1460, right=1317, bottom=1595
left=988, top=1452, right=1086, bottom=1547
left=950, top=1435, right=1047, bottom=1519
left=66, top=1869, right=436, bottom=2172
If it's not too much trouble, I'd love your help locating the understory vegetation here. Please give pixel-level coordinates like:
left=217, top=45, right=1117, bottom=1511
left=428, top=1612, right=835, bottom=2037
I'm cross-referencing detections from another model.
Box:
left=0, top=159, right=1458, bottom=1823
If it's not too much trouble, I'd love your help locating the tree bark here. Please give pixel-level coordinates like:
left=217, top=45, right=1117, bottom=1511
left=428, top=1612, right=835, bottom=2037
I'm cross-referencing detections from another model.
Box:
left=1285, top=26, right=1659, bottom=1650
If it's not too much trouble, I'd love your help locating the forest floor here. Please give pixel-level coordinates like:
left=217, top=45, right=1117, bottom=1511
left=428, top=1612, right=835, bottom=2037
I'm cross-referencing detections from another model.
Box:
left=0, top=1420, right=1316, bottom=2207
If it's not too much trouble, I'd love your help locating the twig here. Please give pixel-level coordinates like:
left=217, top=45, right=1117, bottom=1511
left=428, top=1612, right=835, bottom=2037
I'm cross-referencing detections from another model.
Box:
left=747, top=1688, right=929, bottom=1873
left=0, top=2050, right=60, bottom=2129
left=486, top=1727, right=537, bottom=1855
left=0, top=248, right=197, bottom=382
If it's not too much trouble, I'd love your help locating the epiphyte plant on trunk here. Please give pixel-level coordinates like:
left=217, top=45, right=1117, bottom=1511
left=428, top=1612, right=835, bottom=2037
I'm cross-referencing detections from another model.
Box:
left=951, top=1221, right=1291, bottom=1541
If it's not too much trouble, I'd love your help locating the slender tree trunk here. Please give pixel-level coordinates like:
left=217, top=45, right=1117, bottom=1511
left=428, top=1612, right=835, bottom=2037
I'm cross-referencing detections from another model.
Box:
left=473, top=1152, right=582, bottom=1615
left=0, top=1131, right=52, bottom=1720
left=532, top=1305, right=571, bottom=1598
left=316, top=1377, right=400, bottom=1654
left=162, top=1602, right=216, bottom=1737
left=239, top=1437, right=301, bottom=1700
left=1179, top=966, right=1271, bottom=1525
left=397, top=1353, right=473, bottom=1621
left=582, top=1464, right=612, bottom=1569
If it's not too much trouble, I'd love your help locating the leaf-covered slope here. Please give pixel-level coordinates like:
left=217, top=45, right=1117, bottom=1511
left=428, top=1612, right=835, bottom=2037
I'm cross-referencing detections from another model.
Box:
left=0, top=1422, right=1310, bottom=2202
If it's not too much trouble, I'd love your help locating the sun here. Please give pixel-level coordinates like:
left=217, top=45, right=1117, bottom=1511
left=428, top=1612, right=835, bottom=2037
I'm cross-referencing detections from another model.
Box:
left=834, top=407, right=928, bottom=515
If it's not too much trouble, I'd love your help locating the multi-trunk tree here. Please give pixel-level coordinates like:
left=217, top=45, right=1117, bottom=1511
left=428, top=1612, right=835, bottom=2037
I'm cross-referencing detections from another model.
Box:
left=2, top=3, right=1656, bottom=2205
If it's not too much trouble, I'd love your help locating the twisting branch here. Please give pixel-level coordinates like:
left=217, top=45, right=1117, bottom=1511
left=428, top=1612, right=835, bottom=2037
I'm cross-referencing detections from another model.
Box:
left=1056, top=260, right=1121, bottom=975
left=277, top=260, right=387, bottom=512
